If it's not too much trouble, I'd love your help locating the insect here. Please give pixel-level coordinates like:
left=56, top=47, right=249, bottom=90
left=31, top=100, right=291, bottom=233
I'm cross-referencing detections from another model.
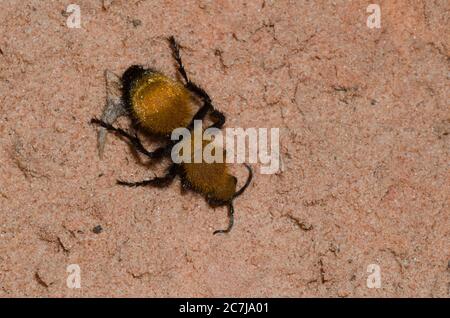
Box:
left=91, top=36, right=252, bottom=234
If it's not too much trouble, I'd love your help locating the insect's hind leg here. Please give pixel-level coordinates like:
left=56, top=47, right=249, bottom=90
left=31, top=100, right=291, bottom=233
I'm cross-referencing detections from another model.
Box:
left=90, top=118, right=168, bottom=159
left=117, top=164, right=178, bottom=188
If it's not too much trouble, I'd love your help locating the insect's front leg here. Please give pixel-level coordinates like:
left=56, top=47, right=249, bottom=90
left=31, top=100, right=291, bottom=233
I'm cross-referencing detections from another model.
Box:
left=91, top=118, right=168, bottom=159
left=117, top=164, right=178, bottom=188
left=168, top=36, right=227, bottom=130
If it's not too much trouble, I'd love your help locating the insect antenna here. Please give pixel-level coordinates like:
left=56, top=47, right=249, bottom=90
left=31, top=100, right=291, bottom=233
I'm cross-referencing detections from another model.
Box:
left=213, top=164, right=252, bottom=235
left=213, top=203, right=234, bottom=235
left=232, top=163, right=253, bottom=199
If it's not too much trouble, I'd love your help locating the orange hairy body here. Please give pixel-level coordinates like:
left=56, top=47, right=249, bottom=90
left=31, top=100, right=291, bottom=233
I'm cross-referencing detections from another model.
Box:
left=92, top=37, right=252, bottom=235
left=129, top=72, right=194, bottom=136
left=125, top=67, right=236, bottom=202
left=178, top=137, right=237, bottom=202
left=183, top=161, right=237, bottom=202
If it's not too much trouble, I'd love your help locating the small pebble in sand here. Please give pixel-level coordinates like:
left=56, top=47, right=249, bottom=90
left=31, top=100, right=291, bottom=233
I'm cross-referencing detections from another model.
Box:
left=93, top=225, right=103, bottom=234
left=131, top=19, right=142, bottom=27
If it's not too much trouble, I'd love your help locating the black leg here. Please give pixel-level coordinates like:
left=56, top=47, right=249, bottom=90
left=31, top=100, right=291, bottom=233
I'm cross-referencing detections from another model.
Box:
left=187, top=100, right=226, bottom=130
left=213, top=203, right=234, bottom=235
left=91, top=118, right=168, bottom=159
left=117, top=164, right=178, bottom=188
left=168, top=36, right=226, bottom=130
left=186, top=103, right=210, bottom=130
left=168, top=36, right=212, bottom=103
left=208, top=109, right=225, bottom=129
left=168, top=36, right=189, bottom=83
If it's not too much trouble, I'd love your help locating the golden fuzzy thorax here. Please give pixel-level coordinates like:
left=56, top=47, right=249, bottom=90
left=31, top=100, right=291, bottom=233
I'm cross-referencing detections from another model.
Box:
left=182, top=138, right=237, bottom=202
left=130, top=72, right=194, bottom=135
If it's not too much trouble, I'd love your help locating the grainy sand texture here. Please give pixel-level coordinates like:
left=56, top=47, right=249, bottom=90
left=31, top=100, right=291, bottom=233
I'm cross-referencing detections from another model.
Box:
left=0, top=0, right=449, bottom=297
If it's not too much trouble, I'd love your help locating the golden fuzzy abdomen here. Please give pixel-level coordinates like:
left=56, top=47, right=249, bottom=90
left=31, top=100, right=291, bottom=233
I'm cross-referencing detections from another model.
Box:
left=180, top=137, right=237, bottom=202
left=130, top=73, right=194, bottom=135
left=183, top=161, right=237, bottom=202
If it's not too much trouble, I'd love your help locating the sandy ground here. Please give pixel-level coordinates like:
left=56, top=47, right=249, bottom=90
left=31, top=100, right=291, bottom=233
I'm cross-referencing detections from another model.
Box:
left=0, top=0, right=449, bottom=297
